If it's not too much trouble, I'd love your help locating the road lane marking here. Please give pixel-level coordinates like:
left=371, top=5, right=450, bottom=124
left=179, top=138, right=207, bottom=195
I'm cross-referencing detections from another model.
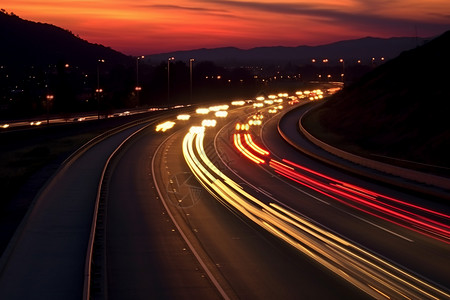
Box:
left=153, top=132, right=232, bottom=300
left=348, top=212, right=414, bottom=242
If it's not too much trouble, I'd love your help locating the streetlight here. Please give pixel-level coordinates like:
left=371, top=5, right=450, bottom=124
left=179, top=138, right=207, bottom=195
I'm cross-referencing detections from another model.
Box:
left=189, top=58, right=194, bottom=102
left=167, top=57, right=174, bottom=105
left=136, top=55, right=144, bottom=106
left=46, top=94, right=54, bottom=124
left=339, top=58, right=345, bottom=83
left=97, top=59, right=104, bottom=92
left=97, top=59, right=105, bottom=119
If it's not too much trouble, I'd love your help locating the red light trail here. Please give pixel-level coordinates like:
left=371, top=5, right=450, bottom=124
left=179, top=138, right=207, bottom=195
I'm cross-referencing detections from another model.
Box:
left=233, top=130, right=450, bottom=244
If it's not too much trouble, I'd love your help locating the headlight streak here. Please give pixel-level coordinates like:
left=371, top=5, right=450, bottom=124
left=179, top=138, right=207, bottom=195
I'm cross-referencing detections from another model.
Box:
left=243, top=133, right=269, bottom=156
left=202, top=119, right=217, bottom=127
left=276, top=159, right=450, bottom=244
left=196, top=108, right=210, bottom=115
left=155, top=121, right=175, bottom=132
left=233, top=133, right=265, bottom=164
left=234, top=132, right=450, bottom=243
left=270, top=203, right=449, bottom=300
left=215, top=111, right=228, bottom=118
left=182, top=128, right=450, bottom=300
left=231, top=100, right=246, bottom=106
left=177, top=114, right=191, bottom=120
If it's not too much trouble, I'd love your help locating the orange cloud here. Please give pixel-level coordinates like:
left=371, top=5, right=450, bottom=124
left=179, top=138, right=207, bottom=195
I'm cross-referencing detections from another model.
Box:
left=2, top=0, right=450, bottom=54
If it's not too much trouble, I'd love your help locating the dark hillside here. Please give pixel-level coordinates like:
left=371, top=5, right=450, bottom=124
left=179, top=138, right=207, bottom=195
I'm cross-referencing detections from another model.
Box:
left=0, top=10, right=132, bottom=69
left=0, top=10, right=137, bottom=118
left=309, top=30, right=450, bottom=168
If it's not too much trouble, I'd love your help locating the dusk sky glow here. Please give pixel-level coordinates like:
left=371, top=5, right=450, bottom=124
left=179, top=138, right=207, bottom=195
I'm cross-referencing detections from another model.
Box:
left=3, top=0, right=450, bottom=55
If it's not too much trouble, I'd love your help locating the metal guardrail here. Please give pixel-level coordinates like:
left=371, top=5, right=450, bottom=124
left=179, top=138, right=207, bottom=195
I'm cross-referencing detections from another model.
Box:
left=82, top=122, right=154, bottom=300
left=0, top=116, right=160, bottom=285
left=277, top=102, right=450, bottom=201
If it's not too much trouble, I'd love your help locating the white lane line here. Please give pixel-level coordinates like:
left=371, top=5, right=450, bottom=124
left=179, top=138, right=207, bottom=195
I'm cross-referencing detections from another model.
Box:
left=152, top=133, right=231, bottom=300
left=215, top=116, right=415, bottom=245
left=348, top=212, right=414, bottom=242
left=254, top=187, right=272, bottom=197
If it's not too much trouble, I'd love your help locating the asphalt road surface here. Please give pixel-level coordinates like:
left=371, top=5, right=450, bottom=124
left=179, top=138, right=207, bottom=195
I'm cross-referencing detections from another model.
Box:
left=104, top=113, right=369, bottom=299
left=2, top=98, right=448, bottom=299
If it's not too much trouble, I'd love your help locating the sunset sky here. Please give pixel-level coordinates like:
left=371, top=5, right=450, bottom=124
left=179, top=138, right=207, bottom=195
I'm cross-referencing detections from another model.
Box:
left=3, top=1, right=450, bottom=55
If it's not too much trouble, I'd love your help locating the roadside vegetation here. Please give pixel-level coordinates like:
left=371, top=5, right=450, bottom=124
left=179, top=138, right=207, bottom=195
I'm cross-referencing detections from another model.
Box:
left=303, top=31, right=450, bottom=176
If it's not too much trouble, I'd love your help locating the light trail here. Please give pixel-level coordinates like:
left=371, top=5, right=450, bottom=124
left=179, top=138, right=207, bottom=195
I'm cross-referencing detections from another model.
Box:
left=233, top=133, right=265, bottom=164
left=182, top=127, right=450, bottom=300
left=155, top=121, right=175, bottom=132
left=232, top=131, right=450, bottom=244
left=243, top=133, right=269, bottom=156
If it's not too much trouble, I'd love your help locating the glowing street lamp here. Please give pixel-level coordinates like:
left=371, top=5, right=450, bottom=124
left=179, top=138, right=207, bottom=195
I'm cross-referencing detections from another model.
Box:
left=97, top=59, right=105, bottom=119
left=136, top=55, right=144, bottom=106
left=167, top=57, right=174, bottom=105
left=97, top=59, right=104, bottom=92
left=46, top=94, right=54, bottom=124
left=189, top=58, right=194, bottom=102
left=339, top=58, right=345, bottom=82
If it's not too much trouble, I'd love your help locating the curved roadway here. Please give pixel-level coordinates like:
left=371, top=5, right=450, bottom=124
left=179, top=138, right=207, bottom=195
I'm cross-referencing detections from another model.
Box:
left=0, top=122, right=154, bottom=299
left=104, top=111, right=366, bottom=299
left=1, top=99, right=449, bottom=299
left=259, top=104, right=450, bottom=289
left=103, top=102, right=450, bottom=298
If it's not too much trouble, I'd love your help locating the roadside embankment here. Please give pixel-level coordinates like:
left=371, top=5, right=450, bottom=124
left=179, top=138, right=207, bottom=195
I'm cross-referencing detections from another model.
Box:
left=278, top=102, right=450, bottom=201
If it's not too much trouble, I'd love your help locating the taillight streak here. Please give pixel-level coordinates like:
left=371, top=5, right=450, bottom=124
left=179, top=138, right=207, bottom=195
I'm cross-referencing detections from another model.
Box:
left=232, top=133, right=450, bottom=243
left=283, top=159, right=450, bottom=222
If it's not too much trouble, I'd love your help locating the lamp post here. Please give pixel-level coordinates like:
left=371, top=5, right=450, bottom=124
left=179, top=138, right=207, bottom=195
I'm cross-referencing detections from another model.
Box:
left=46, top=94, right=54, bottom=125
left=167, top=57, right=174, bottom=106
left=97, top=59, right=105, bottom=119
left=323, top=58, right=328, bottom=82
left=136, top=56, right=144, bottom=106
left=189, top=58, right=194, bottom=103
left=339, top=58, right=345, bottom=83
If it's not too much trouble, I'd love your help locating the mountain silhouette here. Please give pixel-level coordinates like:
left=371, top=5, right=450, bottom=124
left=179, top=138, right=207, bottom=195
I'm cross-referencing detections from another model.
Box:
left=147, top=36, right=429, bottom=66
left=0, top=10, right=132, bottom=69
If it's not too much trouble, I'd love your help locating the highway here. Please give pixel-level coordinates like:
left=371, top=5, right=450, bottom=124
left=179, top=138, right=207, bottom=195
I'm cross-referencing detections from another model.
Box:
left=184, top=103, right=449, bottom=299
left=0, top=91, right=449, bottom=299
left=0, top=107, right=168, bottom=130
left=0, top=120, right=157, bottom=299
left=103, top=108, right=367, bottom=299
left=101, top=96, right=449, bottom=299
left=217, top=103, right=450, bottom=298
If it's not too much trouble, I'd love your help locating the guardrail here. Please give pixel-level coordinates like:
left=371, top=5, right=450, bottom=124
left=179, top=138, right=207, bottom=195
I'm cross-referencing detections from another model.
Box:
left=277, top=103, right=450, bottom=201
left=82, top=122, right=154, bottom=300
left=0, top=115, right=163, bottom=287
left=299, top=104, right=450, bottom=191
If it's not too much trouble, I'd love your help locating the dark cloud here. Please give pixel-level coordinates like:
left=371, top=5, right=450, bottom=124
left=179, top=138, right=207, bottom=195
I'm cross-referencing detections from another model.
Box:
left=429, top=12, right=450, bottom=20
left=199, top=0, right=450, bottom=36
left=199, top=0, right=334, bottom=17
left=138, top=4, right=228, bottom=13
left=134, top=3, right=240, bottom=19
